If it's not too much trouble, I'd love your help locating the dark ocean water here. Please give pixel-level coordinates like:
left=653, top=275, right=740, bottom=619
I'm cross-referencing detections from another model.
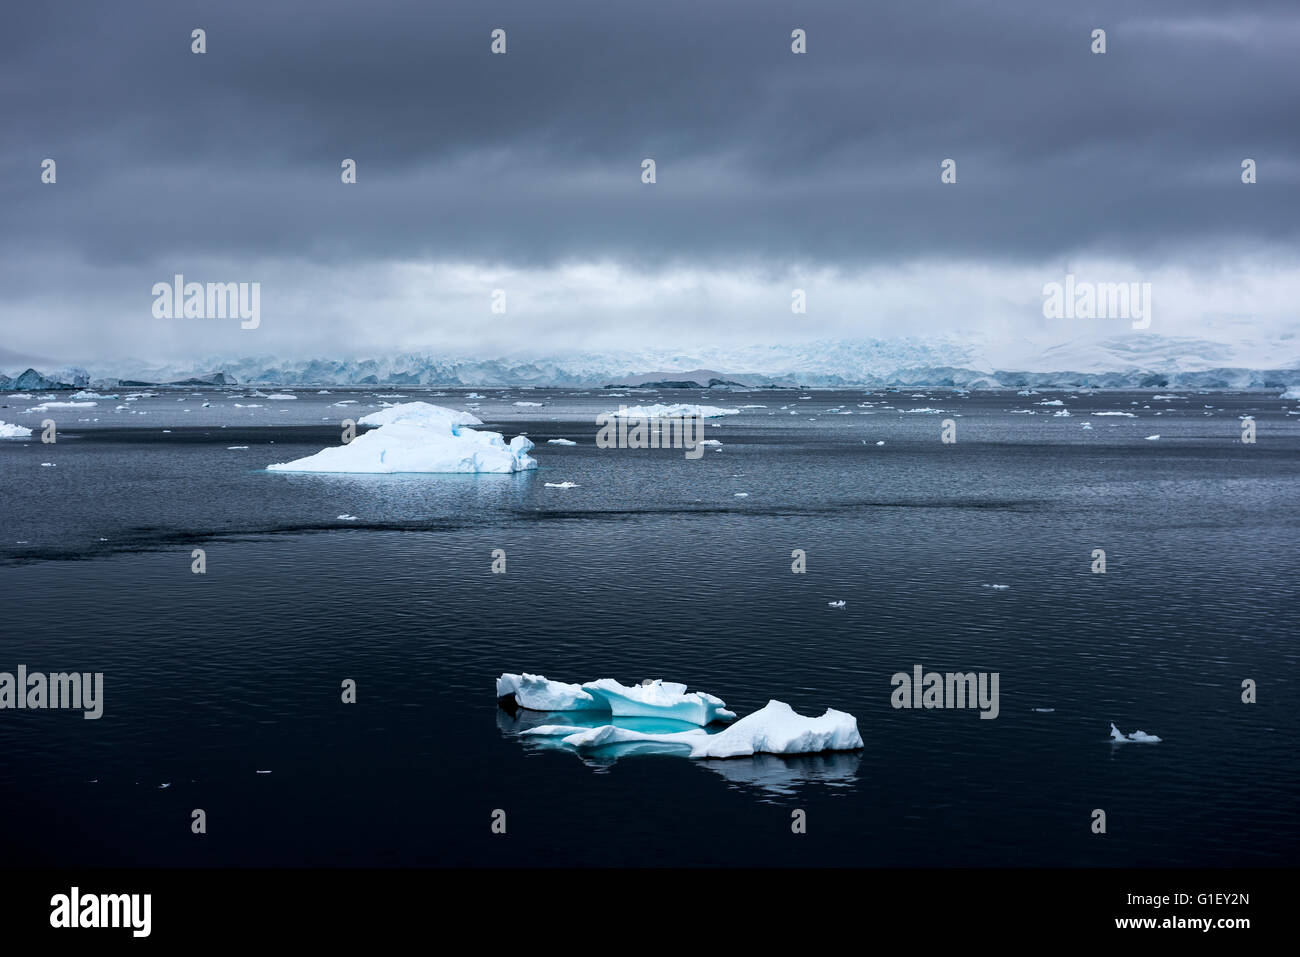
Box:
left=0, top=386, right=1296, bottom=867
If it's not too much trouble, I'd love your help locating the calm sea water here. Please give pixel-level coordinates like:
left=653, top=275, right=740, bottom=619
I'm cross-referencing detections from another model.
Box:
left=0, top=386, right=1296, bottom=866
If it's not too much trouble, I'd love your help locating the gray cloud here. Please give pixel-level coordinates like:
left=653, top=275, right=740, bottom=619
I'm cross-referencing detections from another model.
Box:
left=1, top=0, right=1297, bottom=362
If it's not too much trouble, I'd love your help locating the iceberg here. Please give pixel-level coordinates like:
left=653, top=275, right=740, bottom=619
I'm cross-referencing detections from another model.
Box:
left=0, top=421, right=33, bottom=438
left=525, top=700, right=862, bottom=759
left=496, top=673, right=735, bottom=724
left=267, top=401, right=536, bottom=473
left=546, top=438, right=577, bottom=445
left=604, top=404, right=739, bottom=419
left=496, top=673, right=604, bottom=712
left=1281, top=387, right=1300, bottom=399
left=582, top=678, right=736, bottom=725
left=1110, top=722, right=1161, bottom=743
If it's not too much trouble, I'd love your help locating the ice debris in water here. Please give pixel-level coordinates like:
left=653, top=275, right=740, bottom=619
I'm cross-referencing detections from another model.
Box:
left=1110, top=722, right=1161, bottom=743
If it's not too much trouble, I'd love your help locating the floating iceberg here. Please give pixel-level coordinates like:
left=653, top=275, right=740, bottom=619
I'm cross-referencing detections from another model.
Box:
left=496, top=673, right=734, bottom=725
left=546, top=438, right=576, bottom=445
left=1281, top=387, right=1300, bottom=399
left=1110, top=722, right=1161, bottom=743
left=0, top=421, right=32, bottom=438
left=496, top=673, right=604, bottom=712
left=604, top=404, right=739, bottom=419
left=525, top=700, right=862, bottom=759
left=267, top=401, right=536, bottom=473
left=582, top=678, right=736, bottom=725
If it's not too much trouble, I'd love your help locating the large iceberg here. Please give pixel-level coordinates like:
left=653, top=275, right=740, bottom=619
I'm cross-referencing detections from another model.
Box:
left=525, top=700, right=863, bottom=758
left=496, top=672, right=735, bottom=725
left=267, top=401, right=536, bottom=473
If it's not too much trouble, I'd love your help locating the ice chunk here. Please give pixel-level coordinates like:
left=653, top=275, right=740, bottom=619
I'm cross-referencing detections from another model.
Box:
left=1109, top=722, right=1161, bottom=743
left=547, top=438, right=577, bottom=445
left=496, top=673, right=603, bottom=711
left=544, top=481, right=579, bottom=488
left=581, top=678, right=736, bottom=725
left=267, top=401, right=535, bottom=473
left=827, top=600, right=845, bottom=608
left=356, top=401, right=482, bottom=429
left=528, top=700, right=862, bottom=758
left=603, top=404, right=739, bottom=419
left=0, top=421, right=33, bottom=438
left=266, top=393, right=297, bottom=400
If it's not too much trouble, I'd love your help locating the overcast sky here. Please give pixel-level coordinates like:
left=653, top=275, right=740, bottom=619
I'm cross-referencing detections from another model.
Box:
left=2, top=0, right=1297, bottom=368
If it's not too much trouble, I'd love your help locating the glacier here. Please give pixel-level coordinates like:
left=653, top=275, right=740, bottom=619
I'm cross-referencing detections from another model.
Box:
left=266, top=401, right=536, bottom=473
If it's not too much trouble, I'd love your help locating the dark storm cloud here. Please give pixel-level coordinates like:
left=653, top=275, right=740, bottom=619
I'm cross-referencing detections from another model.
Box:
left=2, top=0, right=1298, bottom=273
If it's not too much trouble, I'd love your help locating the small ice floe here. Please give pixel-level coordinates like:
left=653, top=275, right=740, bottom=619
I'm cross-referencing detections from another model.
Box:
left=1279, top=387, right=1300, bottom=399
left=41, top=462, right=55, bottom=467
left=603, top=404, right=739, bottom=419
left=1145, top=434, right=1160, bottom=441
left=544, top=481, right=579, bottom=489
left=158, top=783, right=171, bottom=789
left=266, top=393, right=296, bottom=400
left=1110, top=722, right=1160, bottom=743
left=698, top=439, right=722, bottom=447
left=333, top=400, right=358, bottom=406
left=1035, top=399, right=1064, bottom=406
left=983, top=584, right=1010, bottom=590
left=234, top=403, right=263, bottom=408
left=547, top=438, right=577, bottom=445
left=733, top=492, right=749, bottom=497
left=827, top=600, right=846, bottom=609
left=524, top=700, right=862, bottom=759
left=1081, top=422, right=1093, bottom=430
left=1032, top=708, right=1055, bottom=713
left=1093, top=411, right=1135, bottom=417
left=513, top=401, right=544, bottom=407
left=28, top=400, right=96, bottom=411
left=227, top=446, right=249, bottom=450
left=337, top=514, right=358, bottom=521
left=256, top=769, right=272, bottom=774
left=0, top=421, right=33, bottom=438
left=1053, top=410, right=1071, bottom=417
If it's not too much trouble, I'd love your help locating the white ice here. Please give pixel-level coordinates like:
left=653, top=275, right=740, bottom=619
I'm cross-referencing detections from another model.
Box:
left=547, top=439, right=577, bottom=445
left=1110, top=722, right=1161, bottom=743
left=525, top=700, right=862, bottom=758
left=582, top=678, right=737, bottom=725
left=1281, top=387, right=1300, bottom=399
left=496, top=673, right=604, bottom=712
left=0, top=421, right=33, bottom=438
left=604, top=404, right=739, bottom=419
left=267, top=401, right=536, bottom=473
